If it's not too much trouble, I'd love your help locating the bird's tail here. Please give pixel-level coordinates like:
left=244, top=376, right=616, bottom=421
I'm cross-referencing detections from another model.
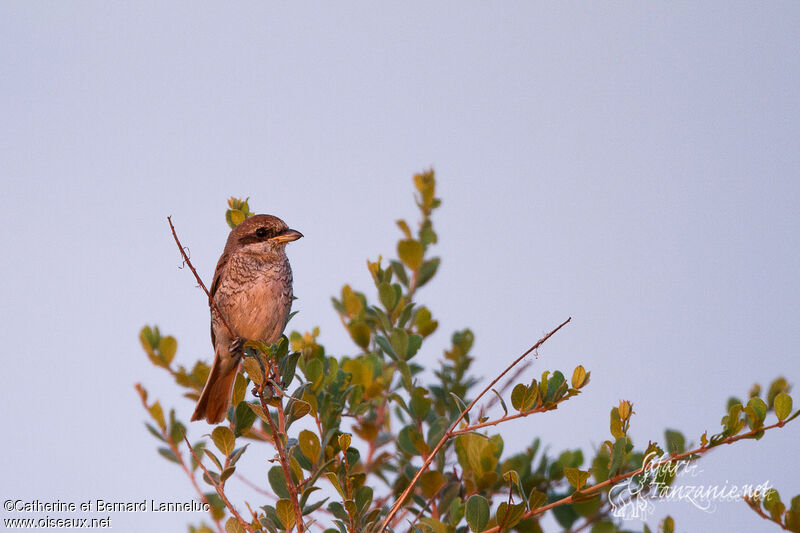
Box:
left=191, top=351, right=239, bottom=424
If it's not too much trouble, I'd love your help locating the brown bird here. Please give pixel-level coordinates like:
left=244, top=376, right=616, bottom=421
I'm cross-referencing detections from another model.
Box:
left=191, top=214, right=302, bottom=424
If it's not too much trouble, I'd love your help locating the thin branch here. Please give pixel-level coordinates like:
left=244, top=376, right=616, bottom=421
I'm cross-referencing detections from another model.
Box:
left=408, top=479, right=450, bottom=529
left=450, top=398, right=568, bottom=436
left=167, top=216, right=236, bottom=339
left=182, top=432, right=255, bottom=533
left=236, top=473, right=278, bottom=499
left=745, top=496, right=791, bottom=531
left=484, top=361, right=532, bottom=410
left=257, top=387, right=305, bottom=533
left=134, top=387, right=224, bottom=533
left=380, top=317, right=571, bottom=531
left=565, top=510, right=610, bottom=533
left=481, top=419, right=791, bottom=533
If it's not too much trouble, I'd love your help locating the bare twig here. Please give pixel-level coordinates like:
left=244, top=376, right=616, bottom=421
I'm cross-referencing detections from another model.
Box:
left=167, top=216, right=236, bottom=339
left=450, top=397, right=569, bottom=436
left=380, top=317, right=571, bottom=531
left=484, top=361, right=532, bottom=410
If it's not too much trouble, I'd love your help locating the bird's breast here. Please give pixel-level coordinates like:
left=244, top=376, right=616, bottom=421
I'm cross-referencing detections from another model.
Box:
left=213, top=254, right=293, bottom=344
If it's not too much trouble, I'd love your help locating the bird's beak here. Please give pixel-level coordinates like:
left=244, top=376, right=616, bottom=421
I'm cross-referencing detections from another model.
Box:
left=272, top=228, right=303, bottom=243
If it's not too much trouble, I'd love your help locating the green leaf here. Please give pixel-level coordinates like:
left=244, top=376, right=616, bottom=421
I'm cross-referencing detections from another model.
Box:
left=247, top=402, right=272, bottom=424
left=465, top=495, right=490, bottom=532
left=356, top=485, right=373, bottom=513
left=448, top=498, right=465, bottom=527
left=591, top=521, right=616, bottom=533
left=286, top=399, right=312, bottom=428
left=409, top=387, right=432, bottom=420
left=449, top=392, right=470, bottom=423
left=220, top=466, right=236, bottom=482
left=398, top=425, right=428, bottom=456
left=144, top=422, right=166, bottom=442
left=390, top=260, right=410, bottom=287
left=268, top=466, right=291, bottom=499
left=609, top=437, right=628, bottom=475
left=419, top=517, right=448, bottom=533
left=204, top=449, right=223, bottom=470
left=378, top=282, right=398, bottom=311
left=407, top=334, right=423, bottom=359
left=496, top=501, right=525, bottom=530
left=157, top=447, right=180, bottom=464
left=747, top=397, right=767, bottom=425
left=280, top=351, right=301, bottom=387
left=417, top=257, right=440, bottom=287
left=231, top=403, right=255, bottom=437
left=398, top=239, right=424, bottom=270
left=326, top=472, right=345, bottom=500
left=492, top=389, right=508, bottom=416
left=774, top=393, right=792, bottom=421
left=511, top=383, right=538, bottom=412
left=528, top=489, right=546, bottom=510
left=511, top=384, right=526, bottom=411
left=375, top=335, right=397, bottom=360
left=389, top=328, right=409, bottom=360
left=348, top=321, right=371, bottom=350
left=664, top=429, right=685, bottom=454
left=229, top=444, right=249, bottom=467
left=211, top=426, right=235, bottom=456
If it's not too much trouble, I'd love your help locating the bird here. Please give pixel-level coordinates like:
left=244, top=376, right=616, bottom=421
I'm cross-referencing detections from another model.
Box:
left=191, top=214, right=302, bottom=424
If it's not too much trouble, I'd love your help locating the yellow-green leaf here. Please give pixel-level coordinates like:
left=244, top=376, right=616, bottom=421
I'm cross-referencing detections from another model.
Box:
left=571, top=365, right=587, bottom=388
left=158, top=336, right=178, bottom=365
left=299, top=430, right=321, bottom=463
left=211, top=426, right=235, bottom=456
left=420, top=471, right=444, bottom=499
left=326, top=472, right=345, bottom=499
left=149, top=401, right=166, bottom=431
left=774, top=392, right=792, bottom=421
left=242, top=358, right=264, bottom=386
left=528, top=489, right=546, bottom=510
left=564, top=467, right=591, bottom=490
left=276, top=499, right=295, bottom=530
left=224, top=517, right=246, bottom=533
left=338, top=433, right=352, bottom=451
left=228, top=209, right=246, bottom=227
left=398, top=239, right=423, bottom=270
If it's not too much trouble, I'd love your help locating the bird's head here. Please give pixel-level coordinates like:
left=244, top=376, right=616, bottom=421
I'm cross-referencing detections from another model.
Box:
left=227, top=214, right=303, bottom=257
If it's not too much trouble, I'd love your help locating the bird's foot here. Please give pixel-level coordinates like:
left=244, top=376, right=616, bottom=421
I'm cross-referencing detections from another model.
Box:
left=229, top=337, right=246, bottom=355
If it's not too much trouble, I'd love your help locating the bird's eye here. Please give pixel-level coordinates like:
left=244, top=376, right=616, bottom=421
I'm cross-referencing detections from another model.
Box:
left=256, top=227, right=268, bottom=238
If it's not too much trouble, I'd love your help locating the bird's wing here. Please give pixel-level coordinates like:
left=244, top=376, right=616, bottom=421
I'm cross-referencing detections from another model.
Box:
left=209, top=250, right=230, bottom=347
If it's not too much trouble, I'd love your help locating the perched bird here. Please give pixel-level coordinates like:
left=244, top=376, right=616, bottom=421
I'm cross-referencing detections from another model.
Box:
left=191, top=214, right=302, bottom=424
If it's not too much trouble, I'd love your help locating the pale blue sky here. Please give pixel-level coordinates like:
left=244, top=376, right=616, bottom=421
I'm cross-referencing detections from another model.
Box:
left=1, top=3, right=798, bottom=532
